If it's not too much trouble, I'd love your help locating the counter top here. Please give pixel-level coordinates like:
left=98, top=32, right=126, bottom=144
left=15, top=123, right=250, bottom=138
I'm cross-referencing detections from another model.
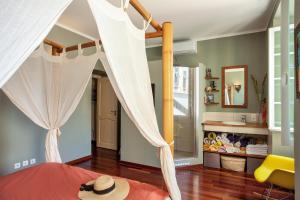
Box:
left=202, top=120, right=268, bottom=129
left=202, top=121, right=269, bottom=135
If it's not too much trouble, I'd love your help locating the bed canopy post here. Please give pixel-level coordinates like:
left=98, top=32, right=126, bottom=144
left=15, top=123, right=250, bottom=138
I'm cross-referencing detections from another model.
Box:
left=162, top=22, right=174, bottom=156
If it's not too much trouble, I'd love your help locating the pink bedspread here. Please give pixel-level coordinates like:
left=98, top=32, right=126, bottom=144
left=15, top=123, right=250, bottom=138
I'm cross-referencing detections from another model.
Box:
left=0, top=163, right=168, bottom=200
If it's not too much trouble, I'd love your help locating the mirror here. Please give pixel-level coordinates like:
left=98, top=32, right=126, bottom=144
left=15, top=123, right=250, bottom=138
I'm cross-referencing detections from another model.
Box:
left=222, top=65, right=248, bottom=108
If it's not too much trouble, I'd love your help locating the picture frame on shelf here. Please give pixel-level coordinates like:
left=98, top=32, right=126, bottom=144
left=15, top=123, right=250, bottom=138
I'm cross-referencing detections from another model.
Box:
left=207, top=94, right=214, bottom=103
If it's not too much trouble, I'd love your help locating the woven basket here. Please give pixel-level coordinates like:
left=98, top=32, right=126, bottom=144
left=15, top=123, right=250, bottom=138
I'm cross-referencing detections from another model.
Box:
left=221, top=156, right=246, bottom=172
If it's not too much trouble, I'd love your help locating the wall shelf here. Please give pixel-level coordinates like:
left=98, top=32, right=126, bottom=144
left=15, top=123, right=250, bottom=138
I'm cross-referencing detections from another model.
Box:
left=204, top=102, right=219, bottom=105
left=205, top=89, right=219, bottom=93
left=205, top=76, right=220, bottom=80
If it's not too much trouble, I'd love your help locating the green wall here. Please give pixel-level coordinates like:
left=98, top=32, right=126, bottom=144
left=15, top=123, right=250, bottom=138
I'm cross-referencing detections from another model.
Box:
left=147, top=31, right=268, bottom=113
left=120, top=31, right=268, bottom=167
left=0, top=26, right=93, bottom=175
left=120, top=60, right=163, bottom=167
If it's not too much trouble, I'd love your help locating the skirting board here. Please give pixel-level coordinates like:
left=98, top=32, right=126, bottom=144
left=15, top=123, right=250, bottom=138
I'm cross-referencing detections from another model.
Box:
left=65, top=155, right=92, bottom=165
left=119, top=160, right=161, bottom=173
left=120, top=161, right=202, bottom=171
left=175, top=164, right=203, bottom=170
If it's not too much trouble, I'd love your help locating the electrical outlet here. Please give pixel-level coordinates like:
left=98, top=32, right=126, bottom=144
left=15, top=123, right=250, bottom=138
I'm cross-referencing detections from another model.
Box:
left=14, top=162, right=21, bottom=169
left=30, top=158, right=36, bottom=165
left=251, top=114, right=257, bottom=122
left=22, top=160, right=29, bottom=167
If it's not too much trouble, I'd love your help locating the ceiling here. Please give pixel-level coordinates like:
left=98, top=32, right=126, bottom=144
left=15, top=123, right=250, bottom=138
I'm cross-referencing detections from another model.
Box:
left=57, top=0, right=277, bottom=46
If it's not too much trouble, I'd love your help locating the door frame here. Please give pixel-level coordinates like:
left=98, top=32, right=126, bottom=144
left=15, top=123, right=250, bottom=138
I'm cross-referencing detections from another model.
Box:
left=173, top=66, right=196, bottom=157
left=92, top=70, right=121, bottom=159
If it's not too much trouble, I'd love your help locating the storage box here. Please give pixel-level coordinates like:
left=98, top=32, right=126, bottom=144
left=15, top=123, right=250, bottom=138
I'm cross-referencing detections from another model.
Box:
left=221, top=156, right=246, bottom=172
left=204, top=152, right=220, bottom=169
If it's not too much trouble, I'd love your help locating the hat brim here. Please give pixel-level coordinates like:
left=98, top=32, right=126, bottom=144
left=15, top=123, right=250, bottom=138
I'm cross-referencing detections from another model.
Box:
left=78, top=179, right=129, bottom=200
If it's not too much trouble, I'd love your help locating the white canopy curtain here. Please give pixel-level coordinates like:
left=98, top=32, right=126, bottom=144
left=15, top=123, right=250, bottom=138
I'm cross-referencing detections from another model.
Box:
left=2, top=45, right=98, bottom=162
left=87, top=0, right=181, bottom=199
left=0, top=0, right=181, bottom=199
left=0, top=0, right=73, bottom=88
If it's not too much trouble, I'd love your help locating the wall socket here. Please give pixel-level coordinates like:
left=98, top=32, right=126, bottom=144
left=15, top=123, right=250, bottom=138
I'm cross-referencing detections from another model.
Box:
left=30, top=158, right=36, bottom=165
left=14, top=158, right=36, bottom=170
left=14, top=162, right=21, bottom=169
left=22, top=160, right=29, bottom=167
left=251, top=114, right=257, bottom=122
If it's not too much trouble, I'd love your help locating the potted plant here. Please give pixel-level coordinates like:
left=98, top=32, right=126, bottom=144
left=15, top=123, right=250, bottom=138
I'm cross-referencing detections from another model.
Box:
left=251, top=73, right=267, bottom=125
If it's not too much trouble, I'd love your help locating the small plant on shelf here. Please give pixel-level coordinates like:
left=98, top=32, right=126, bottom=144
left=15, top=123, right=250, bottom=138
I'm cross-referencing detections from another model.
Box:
left=205, top=68, right=212, bottom=78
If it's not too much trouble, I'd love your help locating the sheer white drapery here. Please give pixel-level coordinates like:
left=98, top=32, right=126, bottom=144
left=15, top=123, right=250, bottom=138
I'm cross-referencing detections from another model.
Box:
left=2, top=45, right=98, bottom=162
left=0, top=0, right=181, bottom=198
left=0, top=0, right=72, bottom=88
left=88, top=0, right=181, bottom=199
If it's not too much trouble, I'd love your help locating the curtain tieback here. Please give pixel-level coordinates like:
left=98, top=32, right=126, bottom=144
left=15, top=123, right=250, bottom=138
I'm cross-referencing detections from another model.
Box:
left=45, top=128, right=62, bottom=163
left=48, top=128, right=61, bottom=137
left=161, top=141, right=174, bottom=148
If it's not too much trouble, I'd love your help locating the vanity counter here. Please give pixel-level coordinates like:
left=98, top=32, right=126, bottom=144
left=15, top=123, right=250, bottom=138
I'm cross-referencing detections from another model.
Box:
left=202, top=120, right=269, bottom=135
left=202, top=120, right=268, bottom=128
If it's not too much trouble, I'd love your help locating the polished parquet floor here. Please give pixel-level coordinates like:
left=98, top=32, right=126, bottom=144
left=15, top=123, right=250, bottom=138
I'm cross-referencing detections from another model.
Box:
left=75, top=147, right=294, bottom=200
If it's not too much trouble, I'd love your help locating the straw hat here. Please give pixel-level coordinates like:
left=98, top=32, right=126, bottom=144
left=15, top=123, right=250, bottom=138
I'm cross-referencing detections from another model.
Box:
left=78, top=175, right=129, bottom=200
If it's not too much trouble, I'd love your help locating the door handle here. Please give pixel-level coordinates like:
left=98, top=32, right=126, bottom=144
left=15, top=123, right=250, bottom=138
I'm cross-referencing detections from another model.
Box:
left=282, top=72, right=289, bottom=86
left=110, top=110, right=117, bottom=115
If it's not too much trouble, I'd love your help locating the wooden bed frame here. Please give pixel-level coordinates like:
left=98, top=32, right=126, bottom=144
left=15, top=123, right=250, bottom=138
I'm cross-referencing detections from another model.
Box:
left=44, top=0, right=175, bottom=155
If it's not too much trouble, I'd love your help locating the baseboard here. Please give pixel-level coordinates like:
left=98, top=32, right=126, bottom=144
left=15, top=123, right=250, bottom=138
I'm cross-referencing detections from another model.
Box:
left=176, top=164, right=203, bottom=169
left=120, top=161, right=203, bottom=171
left=66, top=155, right=92, bottom=165
left=119, top=160, right=161, bottom=172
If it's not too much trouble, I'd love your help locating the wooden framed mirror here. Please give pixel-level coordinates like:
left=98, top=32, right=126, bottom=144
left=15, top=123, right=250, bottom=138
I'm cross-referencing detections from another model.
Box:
left=222, top=65, right=248, bottom=108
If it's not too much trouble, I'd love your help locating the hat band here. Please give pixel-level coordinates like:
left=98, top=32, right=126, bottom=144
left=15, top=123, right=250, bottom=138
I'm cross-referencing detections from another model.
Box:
left=93, top=183, right=116, bottom=195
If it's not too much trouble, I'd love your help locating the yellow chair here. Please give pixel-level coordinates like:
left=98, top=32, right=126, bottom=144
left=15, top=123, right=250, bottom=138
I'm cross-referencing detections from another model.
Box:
left=254, top=154, right=294, bottom=200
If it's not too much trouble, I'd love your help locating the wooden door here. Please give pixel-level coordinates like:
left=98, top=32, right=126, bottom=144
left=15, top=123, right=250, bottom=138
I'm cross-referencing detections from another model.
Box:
left=96, top=77, right=118, bottom=150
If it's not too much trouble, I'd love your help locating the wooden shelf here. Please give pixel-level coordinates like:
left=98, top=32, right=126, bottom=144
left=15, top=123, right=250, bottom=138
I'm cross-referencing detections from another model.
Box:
left=205, top=76, right=220, bottom=80
left=205, top=102, right=219, bottom=105
left=203, top=150, right=266, bottom=159
left=205, top=89, right=219, bottom=93
left=202, top=120, right=268, bottom=129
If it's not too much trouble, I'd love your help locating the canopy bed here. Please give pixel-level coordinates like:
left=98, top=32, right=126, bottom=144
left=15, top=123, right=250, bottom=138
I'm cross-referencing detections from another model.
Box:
left=0, top=163, right=168, bottom=200
left=0, top=0, right=180, bottom=199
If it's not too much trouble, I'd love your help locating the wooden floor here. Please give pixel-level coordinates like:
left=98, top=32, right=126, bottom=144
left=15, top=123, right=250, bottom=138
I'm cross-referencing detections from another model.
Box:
left=75, top=147, right=294, bottom=200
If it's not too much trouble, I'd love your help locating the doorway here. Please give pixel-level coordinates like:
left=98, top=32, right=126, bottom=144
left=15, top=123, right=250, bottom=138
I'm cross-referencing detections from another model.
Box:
left=173, top=66, right=198, bottom=159
left=91, top=70, right=120, bottom=155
